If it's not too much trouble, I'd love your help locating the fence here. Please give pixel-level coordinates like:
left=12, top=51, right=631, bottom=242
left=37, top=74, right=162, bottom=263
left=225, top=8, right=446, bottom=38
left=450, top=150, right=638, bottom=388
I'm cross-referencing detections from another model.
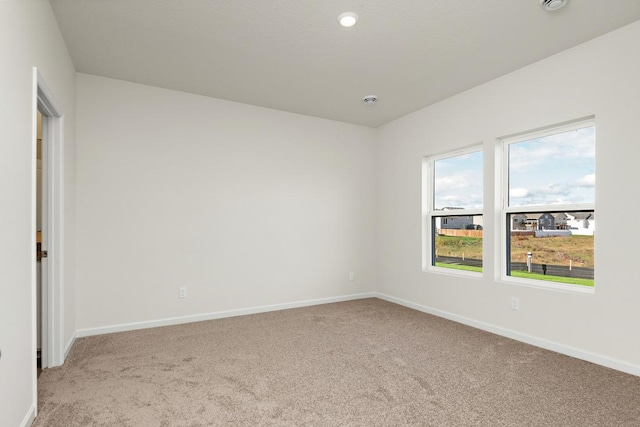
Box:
left=510, top=262, right=594, bottom=279
left=438, top=230, right=569, bottom=238
left=435, top=256, right=594, bottom=280
left=437, top=229, right=483, bottom=238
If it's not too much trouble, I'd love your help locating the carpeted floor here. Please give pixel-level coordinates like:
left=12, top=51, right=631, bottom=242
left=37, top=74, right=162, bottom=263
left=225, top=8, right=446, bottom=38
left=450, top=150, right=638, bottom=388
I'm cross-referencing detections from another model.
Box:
left=34, top=298, right=640, bottom=426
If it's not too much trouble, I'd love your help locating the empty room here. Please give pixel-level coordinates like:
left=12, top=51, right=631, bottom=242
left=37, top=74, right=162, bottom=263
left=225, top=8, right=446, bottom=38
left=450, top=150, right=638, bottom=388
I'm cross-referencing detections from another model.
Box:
left=2, top=1, right=640, bottom=426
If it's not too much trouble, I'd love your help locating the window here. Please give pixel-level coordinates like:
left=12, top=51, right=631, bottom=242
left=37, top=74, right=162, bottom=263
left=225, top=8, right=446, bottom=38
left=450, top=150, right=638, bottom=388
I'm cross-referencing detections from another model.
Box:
left=424, top=147, right=483, bottom=274
left=501, top=119, right=595, bottom=290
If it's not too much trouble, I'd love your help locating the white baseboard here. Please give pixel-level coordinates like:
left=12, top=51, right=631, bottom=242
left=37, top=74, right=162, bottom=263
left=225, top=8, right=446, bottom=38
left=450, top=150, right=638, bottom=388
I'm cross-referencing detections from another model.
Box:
left=76, top=292, right=377, bottom=338
left=64, top=333, right=76, bottom=361
left=20, top=403, right=36, bottom=427
left=375, top=292, right=640, bottom=377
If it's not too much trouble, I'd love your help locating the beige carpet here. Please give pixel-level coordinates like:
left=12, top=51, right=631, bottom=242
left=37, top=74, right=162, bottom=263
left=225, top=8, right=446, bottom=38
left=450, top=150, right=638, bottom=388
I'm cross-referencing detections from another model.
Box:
left=34, top=298, right=640, bottom=426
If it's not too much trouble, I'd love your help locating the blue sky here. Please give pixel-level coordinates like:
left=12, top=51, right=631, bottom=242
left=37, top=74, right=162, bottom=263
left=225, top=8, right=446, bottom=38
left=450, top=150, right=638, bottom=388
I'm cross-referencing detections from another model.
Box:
left=434, top=150, right=483, bottom=210
left=509, top=126, right=595, bottom=207
left=433, top=125, right=595, bottom=210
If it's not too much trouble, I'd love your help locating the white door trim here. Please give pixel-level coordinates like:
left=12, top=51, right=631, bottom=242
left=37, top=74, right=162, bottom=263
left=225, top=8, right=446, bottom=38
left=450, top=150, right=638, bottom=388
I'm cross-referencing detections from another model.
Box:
left=33, top=68, right=65, bottom=370
left=39, top=109, right=49, bottom=370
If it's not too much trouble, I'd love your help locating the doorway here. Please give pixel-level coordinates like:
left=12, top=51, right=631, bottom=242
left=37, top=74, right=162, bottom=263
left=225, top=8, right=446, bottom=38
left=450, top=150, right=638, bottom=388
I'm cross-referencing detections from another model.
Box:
left=36, top=109, right=45, bottom=375
left=34, top=69, right=65, bottom=373
left=35, top=106, right=52, bottom=372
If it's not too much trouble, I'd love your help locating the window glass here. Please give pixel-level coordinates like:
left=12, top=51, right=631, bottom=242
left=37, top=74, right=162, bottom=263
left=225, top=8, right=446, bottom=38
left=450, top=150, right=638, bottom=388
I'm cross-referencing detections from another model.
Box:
left=504, top=122, right=595, bottom=289
left=433, top=214, right=483, bottom=273
left=508, top=126, right=595, bottom=207
left=427, top=148, right=483, bottom=273
left=434, top=151, right=483, bottom=210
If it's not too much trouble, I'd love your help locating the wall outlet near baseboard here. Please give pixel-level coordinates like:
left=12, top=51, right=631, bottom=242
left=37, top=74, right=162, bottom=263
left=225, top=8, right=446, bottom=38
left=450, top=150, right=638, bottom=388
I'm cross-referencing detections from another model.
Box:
left=510, top=297, right=520, bottom=311
left=349, top=272, right=355, bottom=281
left=179, top=287, right=187, bottom=298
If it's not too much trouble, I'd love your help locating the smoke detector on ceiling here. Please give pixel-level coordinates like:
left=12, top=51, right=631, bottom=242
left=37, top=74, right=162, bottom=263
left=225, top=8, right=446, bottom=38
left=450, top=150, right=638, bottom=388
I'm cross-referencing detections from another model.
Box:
left=363, top=95, right=378, bottom=105
left=539, top=0, right=568, bottom=11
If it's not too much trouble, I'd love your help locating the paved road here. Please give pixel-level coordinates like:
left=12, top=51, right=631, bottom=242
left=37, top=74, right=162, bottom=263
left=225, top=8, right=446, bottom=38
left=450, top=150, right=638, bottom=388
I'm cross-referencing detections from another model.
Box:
left=436, top=256, right=594, bottom=279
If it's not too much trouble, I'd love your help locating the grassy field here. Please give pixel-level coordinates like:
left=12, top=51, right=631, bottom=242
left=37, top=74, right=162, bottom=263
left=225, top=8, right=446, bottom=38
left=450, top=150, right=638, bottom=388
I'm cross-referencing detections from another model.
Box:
left=510, top=270, right=594, bottom=287
left=435, top=235, right=482, bottom=260
left=434, top=262, right=594, bottom=287
left=435, top=234, right=594, bottom=268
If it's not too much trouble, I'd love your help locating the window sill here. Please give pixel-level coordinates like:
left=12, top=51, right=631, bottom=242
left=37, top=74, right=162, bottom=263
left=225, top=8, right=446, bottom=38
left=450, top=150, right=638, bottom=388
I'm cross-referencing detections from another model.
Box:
left=425, top=265, right=484, bottom=279
left=499, top=275, right=595, bottom=295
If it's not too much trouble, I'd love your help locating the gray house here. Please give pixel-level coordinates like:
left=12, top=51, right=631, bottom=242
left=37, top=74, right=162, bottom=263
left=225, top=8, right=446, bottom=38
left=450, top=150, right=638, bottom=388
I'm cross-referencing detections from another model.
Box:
left=439, top=215, right=474, bottom=230
left=511, top=212, right=593, bottom=235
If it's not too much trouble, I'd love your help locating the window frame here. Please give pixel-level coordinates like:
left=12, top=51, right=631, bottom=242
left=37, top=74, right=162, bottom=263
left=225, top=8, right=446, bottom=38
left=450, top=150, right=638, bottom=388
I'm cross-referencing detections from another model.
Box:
left=423, top=145, right=484, bottom=277
left=498, top=118, right=595, bottom=293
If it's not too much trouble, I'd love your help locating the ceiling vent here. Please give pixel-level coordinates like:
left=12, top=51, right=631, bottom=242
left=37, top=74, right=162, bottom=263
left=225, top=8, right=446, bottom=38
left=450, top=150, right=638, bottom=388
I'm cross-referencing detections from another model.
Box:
left=539, top=0, right=568, bottom=11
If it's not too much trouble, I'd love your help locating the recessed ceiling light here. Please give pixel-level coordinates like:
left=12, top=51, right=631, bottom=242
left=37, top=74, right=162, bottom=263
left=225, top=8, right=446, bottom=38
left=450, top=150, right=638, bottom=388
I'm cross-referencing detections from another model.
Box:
left=539, top=0, right=568, bottom=12
left=338, top=12, right=358, bottom=28
left=363, top=95, right=378, bottom=105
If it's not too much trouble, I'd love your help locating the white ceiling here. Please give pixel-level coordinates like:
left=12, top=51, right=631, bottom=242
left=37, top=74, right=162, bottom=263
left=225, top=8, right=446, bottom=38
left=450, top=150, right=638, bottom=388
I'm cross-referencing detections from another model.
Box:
left=50, top=0, right=640, bottom=128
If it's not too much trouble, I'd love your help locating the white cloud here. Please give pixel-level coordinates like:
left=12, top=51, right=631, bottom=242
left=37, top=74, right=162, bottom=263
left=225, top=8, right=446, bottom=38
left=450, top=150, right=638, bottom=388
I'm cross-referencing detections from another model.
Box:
left=433, top=150, right=483, bottom=209
left=575, top=174, right=595, bottom=187
left=537, top=183, right=568, bottom=196
left=435, top=175, right=469, bottom=191
left=510, top=188, right=529, bottom=198
left=508, top=126, right=595, bottom=173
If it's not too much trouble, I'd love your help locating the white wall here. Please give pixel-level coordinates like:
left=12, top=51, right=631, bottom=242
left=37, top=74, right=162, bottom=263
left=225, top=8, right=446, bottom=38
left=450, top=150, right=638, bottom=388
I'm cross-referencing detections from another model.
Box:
left=2, top=10, right=636, bottom=427
left=75, top=74, right=377, bottom=332
left=376, top=20, right=640, bottom=372
left=0, top=1, right=76, bottom=426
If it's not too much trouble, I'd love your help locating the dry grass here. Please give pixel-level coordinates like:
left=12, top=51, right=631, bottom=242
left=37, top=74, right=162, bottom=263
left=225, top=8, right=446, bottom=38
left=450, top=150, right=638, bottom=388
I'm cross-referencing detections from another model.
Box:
left=435, top=235, right=594, bottom=268
left=510, top=235, right=594, bottom=267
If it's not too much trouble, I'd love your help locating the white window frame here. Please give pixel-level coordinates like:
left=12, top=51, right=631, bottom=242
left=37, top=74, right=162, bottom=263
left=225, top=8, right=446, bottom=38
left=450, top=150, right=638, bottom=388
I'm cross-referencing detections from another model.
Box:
left=423, top=145, right=483, bottom=277
left=498, top=117, right=595, bottom=293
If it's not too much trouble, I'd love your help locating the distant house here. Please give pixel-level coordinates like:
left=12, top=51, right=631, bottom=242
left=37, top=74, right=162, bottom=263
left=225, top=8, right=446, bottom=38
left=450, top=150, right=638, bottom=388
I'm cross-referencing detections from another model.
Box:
left=566, top=212, right=595, bottom=236
left=510, top=212, right=594, bottom=235
left=553, top=213, right=568, bottom=229
left=438, top=216, right=474, bottom=229
left=434, top=207, right=477, bottom=230
left=511, top=214, right=538, bottom=230
left=538, top=213, right=555, bottom=230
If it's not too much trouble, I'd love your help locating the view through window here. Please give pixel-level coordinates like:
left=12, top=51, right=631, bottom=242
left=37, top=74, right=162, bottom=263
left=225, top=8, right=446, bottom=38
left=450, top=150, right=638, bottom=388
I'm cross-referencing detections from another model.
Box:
left=504, top=121, right=595, bottom=288
left=429, top=149, right=483, bottom=273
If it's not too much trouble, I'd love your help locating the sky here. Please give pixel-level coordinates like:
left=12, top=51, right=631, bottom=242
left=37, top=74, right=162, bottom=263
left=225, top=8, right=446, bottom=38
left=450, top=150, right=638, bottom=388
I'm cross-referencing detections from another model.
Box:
left=433, top=125, right=595, bottom=210
left=434, top=150, right=483, bottom=210
left=508, top=125, right=595, bottom=207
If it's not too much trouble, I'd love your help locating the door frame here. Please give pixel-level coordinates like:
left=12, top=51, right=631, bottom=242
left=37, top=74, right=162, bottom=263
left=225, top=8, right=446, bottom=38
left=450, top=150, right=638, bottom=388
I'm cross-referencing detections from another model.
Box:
left=37, top=108, right=49, bottom=369
left=33, top=68, right=65, bottom=369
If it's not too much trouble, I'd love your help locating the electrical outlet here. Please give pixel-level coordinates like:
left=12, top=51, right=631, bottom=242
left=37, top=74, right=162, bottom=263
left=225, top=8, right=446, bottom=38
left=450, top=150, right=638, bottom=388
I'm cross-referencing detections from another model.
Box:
left=179, top=287, right=187, bottom=298
left=349, top=272, right=355, bottom=281
left=510, top=297, right=520, bottom=311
